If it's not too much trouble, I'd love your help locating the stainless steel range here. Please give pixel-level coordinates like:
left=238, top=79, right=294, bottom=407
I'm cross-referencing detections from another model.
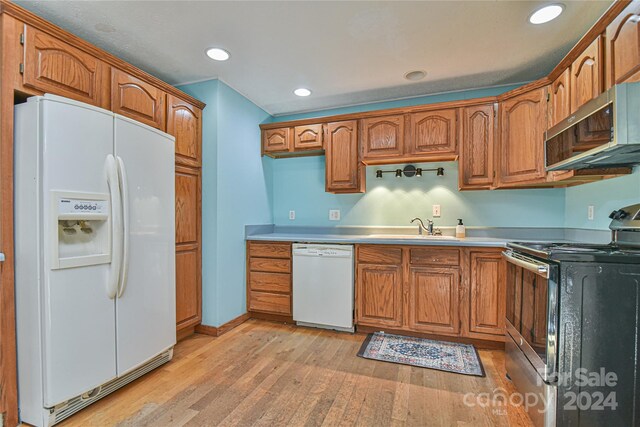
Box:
left=503, top=204, right=640, bottom=427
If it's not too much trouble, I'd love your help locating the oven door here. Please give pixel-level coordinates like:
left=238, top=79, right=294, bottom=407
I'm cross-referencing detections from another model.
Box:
left=503, top=250, right=559, bottom=384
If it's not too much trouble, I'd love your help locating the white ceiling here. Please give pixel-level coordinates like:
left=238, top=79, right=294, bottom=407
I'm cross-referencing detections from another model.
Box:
left=16, top=1, right=613, bottom=116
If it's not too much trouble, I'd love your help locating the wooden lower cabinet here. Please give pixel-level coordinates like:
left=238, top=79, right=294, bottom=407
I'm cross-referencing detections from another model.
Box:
left=466, top=249, right=506, bottom=338
left=356, top=264, right=403, bottom=328
left=408, top=267, right=460, bottom=335
left=355, top=244, right=506, bottom=343
left=246, top=241, right=292, bottom=316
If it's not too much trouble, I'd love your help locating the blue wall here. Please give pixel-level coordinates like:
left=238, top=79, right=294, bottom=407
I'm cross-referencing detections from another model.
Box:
left=178, top=80, right=272, bottom=327
left=564, top=168, right=640, bottom=230
left=273, top=156, right=565, bottom=228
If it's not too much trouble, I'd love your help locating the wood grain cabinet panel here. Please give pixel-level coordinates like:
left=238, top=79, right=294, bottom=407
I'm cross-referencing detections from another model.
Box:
left=408, top=267, right=460, bottom=335
left=22, top=26, right=109, bottom=108
left=606, top=2, right=640, bottom=88
left=263, top=127, right=291, bottom=154
left=408, top=109, right=457, bottom=156
left=548, top=69, right=571, bottom=128
left=249, top=292, right=291, bottom=315
left=356, top=264, right=403, bottom=328
left=176, top=249, right=201, bottom=329
left=468, top=251, right=506, bottom=337
left=325, top=120, right=364, bottom=193
left=294, top=124, right=323, bottom=150
left=498, top=87, right=547, bottom=186
left=570, top=36, right=603, bottom=113
left=409, top=247, right=459, bottom=266
left=167, top=95, right=202, bottom=167
left=459, top=104, right=495, bottom=189
left=175, top=167, right=200, bottom=245
left=248, top=242, right=291, bottom=259
left=357, top=245, right=403, bottom=265
left=111, top=68, right=166, bottom=130
left=246, top=241, right=292, bottom=317
left=361, top=115, right=405, bottom=160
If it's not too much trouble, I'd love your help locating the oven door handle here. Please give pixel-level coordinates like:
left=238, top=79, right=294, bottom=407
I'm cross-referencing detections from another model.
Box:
left=502, top=251, right=550, bottom=279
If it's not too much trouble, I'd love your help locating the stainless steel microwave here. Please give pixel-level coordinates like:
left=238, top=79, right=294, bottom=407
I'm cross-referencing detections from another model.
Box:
left=545, top=82, right=640, bottom=171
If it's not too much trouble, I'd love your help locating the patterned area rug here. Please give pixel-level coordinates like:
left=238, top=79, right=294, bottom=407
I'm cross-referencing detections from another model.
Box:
left=357, top=332, right=485, bottom=377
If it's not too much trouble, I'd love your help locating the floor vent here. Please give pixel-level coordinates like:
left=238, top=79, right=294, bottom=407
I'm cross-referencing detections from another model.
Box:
left=48, top=349, right=173, bottom=426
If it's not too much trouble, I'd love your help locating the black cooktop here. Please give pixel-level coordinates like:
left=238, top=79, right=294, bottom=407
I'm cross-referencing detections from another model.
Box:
left=508, top=241, right=640, bottom=263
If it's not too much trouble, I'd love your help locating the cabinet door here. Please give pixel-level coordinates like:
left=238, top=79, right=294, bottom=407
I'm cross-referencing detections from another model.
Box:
left=468, top=251, right=506, bottom=337
left=167, top=95, right=202, bottom=167
left=570, top=36, right=602, bottom=113
left=548, top=69, right=571, bottom=128
left=111, top=68, right=166, bottom=130
left=294, top=124, right=323, bottom=150
left=23, top=26, right=109, bottom=108
left=361, top=115, right=405, bottom=160
left=408, top=109, right=457, bottom=157
left=498, top=87, right=547, bottom=185
left=606, top=2, right=640, bottom=88
left=175, top=165, right=202, bottom=330
left=325, top=120, right=364, bottom=193
left=356, top=264, right=403, bottom=328
left=263, top=127, right=291, bottom=154
left=408, top=267, right=460, bottom=335
left=459, top=104, right=495, bottom=189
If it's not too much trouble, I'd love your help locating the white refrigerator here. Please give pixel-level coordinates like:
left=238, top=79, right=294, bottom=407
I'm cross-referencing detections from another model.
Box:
left=14, top=95, right=176, bottom=426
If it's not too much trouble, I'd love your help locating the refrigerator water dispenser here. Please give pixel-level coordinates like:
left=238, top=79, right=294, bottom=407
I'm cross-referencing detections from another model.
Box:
left=52, top=191, right=111, bottom=269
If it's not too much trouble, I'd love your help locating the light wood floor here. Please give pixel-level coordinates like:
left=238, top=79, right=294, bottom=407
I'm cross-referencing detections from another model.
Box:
left=58, top=320, right=533, bottom=427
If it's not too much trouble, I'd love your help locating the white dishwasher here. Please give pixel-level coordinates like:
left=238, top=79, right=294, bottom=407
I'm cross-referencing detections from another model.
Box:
left=292, top=244, right=354, bottom=332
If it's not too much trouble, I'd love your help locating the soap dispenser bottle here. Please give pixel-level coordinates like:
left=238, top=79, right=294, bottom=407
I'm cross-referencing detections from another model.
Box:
left=456, top=219, right=466, bottom=238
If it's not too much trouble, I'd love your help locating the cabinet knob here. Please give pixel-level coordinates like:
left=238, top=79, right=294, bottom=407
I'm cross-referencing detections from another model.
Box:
left=0, top=253, right=4, bottom=262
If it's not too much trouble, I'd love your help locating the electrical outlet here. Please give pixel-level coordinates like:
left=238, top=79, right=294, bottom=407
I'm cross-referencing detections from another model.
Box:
left=432, top=205, right=441, bottom=218
left=588, top=205, right=595, bottom=221
left=329, top=209, right=341, bottom=221
left=289, top=210, right=296, bottom=220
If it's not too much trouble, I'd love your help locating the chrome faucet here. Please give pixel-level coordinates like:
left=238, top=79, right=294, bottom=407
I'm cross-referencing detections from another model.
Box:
left=411, top=218, right=434, bottom=235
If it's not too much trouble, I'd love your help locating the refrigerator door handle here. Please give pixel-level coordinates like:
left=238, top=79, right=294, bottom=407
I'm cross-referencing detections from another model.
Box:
left=106, top=155, right=123, bottom=299
left=116, top=156, right=130, bottom=298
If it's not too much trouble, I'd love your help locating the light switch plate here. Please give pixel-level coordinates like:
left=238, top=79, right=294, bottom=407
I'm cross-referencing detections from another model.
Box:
left=289, top=210, right=296, bottom=220
left=432, top=205, right=441, bottom=217
left=588, top=205, right=595, bottom=221
left=329, top=209, right=341, bottom=221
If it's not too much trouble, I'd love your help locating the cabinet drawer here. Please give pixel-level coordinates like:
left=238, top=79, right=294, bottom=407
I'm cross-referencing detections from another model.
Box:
left=249, top=291, right=291, bottom=315
left=248, top=242, right=291, bottom=259
left=249, top=257, right=291, bottom=273
left=357, top=245, right=402, bottom=265
left=249, top=272, right=291, bottom=293
left=410, top=248, right=459, bottom=266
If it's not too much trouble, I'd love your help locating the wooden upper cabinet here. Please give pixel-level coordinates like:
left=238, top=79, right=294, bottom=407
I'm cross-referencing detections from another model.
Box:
left=356, top=263, right=403, bottom=328
left=468, top=250, right=506, bottom=337
left=408, top=267, right=460, bottom=335
left=263, top=127, right=291, bottom=154
left=548, top=68, right=571, bottom=128
left=22, top=26, right=109, bottom=108
left=361, top=115, right=405, bottom=160
left=459, top=104, right=495, bottom=189
left=606, top=2, right=640, bottom=88
left=167, top=95, right=202, bottom=167
left=325, top=120, right=364, bottom=193
left=498, top=87, right=547, bottom=186
left=111, top=68, right=166, bottom=130
left=408, top=109, right=457, bottom=157
left=570, top=36, right=603, bottom=113
left=294, top=124, right=323, bottom=151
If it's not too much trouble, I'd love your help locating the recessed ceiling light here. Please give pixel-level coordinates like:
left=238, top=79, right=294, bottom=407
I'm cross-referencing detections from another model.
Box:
left=404, top=70, right=427, bottom=81
left=206, top=47, right=230, bottom=61
left=294, top=88, right=312, bottom=97
left=529, top=4, right=564, bottom=24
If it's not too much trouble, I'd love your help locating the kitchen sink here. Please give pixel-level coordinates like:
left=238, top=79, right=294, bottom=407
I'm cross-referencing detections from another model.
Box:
left=367, top=234, right=459, bottom=241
